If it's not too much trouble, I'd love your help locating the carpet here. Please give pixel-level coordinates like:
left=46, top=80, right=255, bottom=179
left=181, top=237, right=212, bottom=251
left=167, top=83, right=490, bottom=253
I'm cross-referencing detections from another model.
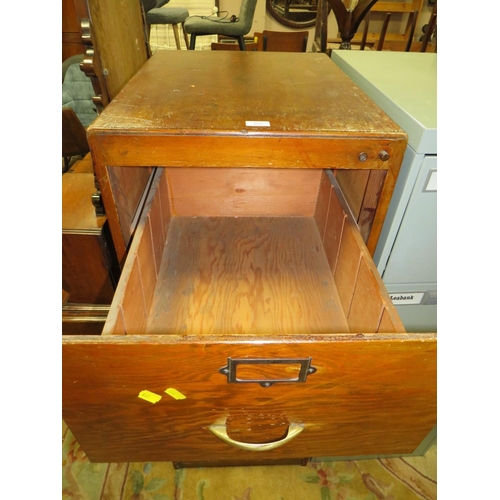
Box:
left=62, top=421, right=436, bottom=499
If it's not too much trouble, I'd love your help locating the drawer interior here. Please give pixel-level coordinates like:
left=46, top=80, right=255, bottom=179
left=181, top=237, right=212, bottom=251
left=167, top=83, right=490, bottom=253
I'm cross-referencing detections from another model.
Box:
left=103, top=167, right=404, bottom=336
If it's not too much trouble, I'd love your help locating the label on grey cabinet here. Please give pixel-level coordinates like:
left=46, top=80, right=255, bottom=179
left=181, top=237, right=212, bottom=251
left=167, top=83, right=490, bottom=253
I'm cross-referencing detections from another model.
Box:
left=389, top=292, right=425, bottom=305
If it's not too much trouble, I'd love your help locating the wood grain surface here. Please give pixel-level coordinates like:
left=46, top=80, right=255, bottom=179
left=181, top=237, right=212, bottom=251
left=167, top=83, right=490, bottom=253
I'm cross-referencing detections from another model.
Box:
left=88, top=52, right=405, bottom=138
left=165, top=167, right=322, bottom=217
left=105, top=168, right=404, bottom=336
left=146, top=216, right=349, bottom=335
left=87, top=51, right=408, bottom=257
left=62, top=334, right=437, bottom=463
left=62, top=173, right=105, bottom=231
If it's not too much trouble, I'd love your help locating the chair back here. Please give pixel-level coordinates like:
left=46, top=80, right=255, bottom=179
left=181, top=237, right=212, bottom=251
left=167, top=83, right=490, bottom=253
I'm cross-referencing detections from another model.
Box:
left=237, top=0, right=259, bottom=34
left=141, top=0, right=157, bottom=14
left=211, top=41, right=258, bottom=51
left=262, top=30, right=308, bottom=52
left=63, top=107, right=90, bottom=164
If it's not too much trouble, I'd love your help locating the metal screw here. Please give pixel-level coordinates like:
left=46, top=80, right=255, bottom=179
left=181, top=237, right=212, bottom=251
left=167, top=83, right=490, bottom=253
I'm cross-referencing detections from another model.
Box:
left=358, top=152, right=368, bottom=162
left=378, top=150, right=390, bottom=161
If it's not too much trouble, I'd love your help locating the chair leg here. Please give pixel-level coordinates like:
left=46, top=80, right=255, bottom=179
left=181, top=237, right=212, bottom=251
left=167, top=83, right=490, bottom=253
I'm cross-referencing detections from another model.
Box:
left=237, top=36, right=246, bottom=51
left=189, top=33, right=197, bottom=50
left=181, top=22, right=189, bottom=49
left=172, top=24, right=181, bottom=50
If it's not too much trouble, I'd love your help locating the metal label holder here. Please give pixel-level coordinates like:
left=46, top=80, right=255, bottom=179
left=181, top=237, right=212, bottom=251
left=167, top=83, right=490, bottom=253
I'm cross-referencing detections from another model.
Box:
left=219, top=357, right=317, bottom=387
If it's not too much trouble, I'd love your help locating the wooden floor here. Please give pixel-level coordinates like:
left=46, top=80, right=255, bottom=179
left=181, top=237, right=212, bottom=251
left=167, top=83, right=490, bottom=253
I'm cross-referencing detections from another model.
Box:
left=146, top=217, right=349, bottom=335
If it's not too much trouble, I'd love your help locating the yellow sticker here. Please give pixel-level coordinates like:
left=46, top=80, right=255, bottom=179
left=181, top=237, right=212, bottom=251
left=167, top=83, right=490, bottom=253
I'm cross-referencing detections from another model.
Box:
left=138, top=390, right=162, bottom=404
left=165, top=388, right=186, bottom=400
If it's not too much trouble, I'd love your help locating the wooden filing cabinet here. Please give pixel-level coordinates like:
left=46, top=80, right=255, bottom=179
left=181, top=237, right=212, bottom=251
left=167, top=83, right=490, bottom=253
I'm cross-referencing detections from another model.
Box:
left=62, top=51, right=436, bottom=465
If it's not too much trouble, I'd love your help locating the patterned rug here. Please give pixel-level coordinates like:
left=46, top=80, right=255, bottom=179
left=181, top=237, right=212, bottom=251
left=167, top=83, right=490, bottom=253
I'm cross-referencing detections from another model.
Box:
left=63, top=421, right=437, bottom=500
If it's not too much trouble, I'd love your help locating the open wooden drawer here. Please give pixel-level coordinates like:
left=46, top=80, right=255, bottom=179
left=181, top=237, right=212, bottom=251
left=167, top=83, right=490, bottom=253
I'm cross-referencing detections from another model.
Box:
left=62, top=166, right=436, bottom=464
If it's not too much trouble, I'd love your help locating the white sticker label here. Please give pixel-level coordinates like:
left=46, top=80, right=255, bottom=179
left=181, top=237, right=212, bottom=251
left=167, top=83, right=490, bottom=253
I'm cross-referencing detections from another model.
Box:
left=245, top=121, right=271, bottom=127
left=389, top=292, right=425, bottom=305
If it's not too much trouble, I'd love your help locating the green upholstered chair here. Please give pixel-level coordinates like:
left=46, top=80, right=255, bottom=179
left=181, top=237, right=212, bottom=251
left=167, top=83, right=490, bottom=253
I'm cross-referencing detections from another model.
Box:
left=142, top=0, right=190, bottom=50
left=184, top=0, right=258, bottom=51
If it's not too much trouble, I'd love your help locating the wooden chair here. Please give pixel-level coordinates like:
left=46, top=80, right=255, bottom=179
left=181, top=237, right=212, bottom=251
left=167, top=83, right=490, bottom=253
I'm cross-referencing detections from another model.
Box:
left=359, top=2, right=436, bottom=52
left=62, top=107, right=90, bottom=172
left=184, top=0, right=259, bottom=50
left=211, top=41, right=258, bottom=51
left=141, top=0, right=190, bottom=50
left=262, top=30, right=308, bottom=52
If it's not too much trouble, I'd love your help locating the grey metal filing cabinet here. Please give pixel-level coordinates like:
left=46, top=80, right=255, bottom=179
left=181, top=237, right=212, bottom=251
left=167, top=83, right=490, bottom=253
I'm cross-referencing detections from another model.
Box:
left=331, top=51, right=437, bottom=332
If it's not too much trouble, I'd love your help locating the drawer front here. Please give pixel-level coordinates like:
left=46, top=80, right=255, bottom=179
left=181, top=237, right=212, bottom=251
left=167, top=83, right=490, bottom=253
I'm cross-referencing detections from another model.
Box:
left=63, top=335, right=436, bottom=463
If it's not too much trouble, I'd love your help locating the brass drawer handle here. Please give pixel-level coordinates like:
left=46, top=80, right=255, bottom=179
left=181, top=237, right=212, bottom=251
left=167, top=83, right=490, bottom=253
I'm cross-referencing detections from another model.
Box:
left=209, top=418, right=304, bottom=452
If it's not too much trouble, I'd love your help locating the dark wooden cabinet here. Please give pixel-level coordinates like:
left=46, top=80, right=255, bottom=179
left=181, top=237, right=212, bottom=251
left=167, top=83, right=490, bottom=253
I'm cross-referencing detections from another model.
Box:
left=62, top=168, right=120, bottom=333
left=62, top=0, right=87, bottom=60
left=63, top=52, right=436, bottom=466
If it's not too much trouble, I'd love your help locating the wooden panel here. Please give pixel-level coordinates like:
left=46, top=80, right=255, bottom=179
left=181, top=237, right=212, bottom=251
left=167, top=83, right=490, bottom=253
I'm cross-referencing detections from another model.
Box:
left=158, top=168, right=172, bottom=239
left=371, top=1, right=419, bottom=13
left=106, top=166, right=153, bottom=249
left=103, top=170, right=166, bottom=335
left=62, top=233, right=116, bottom=304
left=322, top=179, right=346, bottom=275
left=86, top=0, right=148, bottom=100
left=62, top=173, right=105, bottom=231
left=62, top=334, right=437, bottom=463
left=334, top=224, right=361, bottom=318
left=146, top=217, right=349, bottom=336
left=334, top=170, right=369, bottom=221
left=348, top=256, right=385, bottom=333
left=62, top=0, right=86, bottom=60
left=149, top=195, right=164, bottom=277
left=137, top=220, right=156, bottom=317
left=121, top=258, right=147, bottom=333
left=314, top=170, right=332, bottom=241
left=358, top=170, right=387, bottom=243
left=95, top=134, right=403, bottom=172
left=328, top=171, right=406, bottom=333
left=378, top=306, right=397, bottom=333
left=62, top=304, right=109, bottom=335
left=112, top=306, right=126, bottom=335
left=165, top=168, right=322, bottom=217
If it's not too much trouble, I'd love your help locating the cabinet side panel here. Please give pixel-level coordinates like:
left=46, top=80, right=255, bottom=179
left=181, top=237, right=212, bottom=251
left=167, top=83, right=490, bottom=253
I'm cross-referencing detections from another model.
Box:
left=159, top=169, right=172, bottom=234
left=107, top=166, right=153, bottom=250
left=137, top=221, right=156, bottom=319
left=358, top=170, right=387, bottom=243
left=326, top=171, right=406, bottom=334
left=121, top=259, right=147, bottom=334
left=334, top=224, right=361, bottom=318
left=314, top=171, right=332, bottom=241
left=334, top=170, right=369, bottom=220
left=323, top=185, right=346, bottom=276
left=378, top=307, right=397, bottom=334
left=348, top=256, right=385, bottom=333
left=149, top=196, right=164, bottom=277
left=103, top=170, right=166, bottom=335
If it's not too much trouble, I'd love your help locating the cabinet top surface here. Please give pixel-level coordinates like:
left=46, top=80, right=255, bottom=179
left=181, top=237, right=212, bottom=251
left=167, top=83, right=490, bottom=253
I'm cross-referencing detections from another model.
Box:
left=88, top=51, right=405, bottom=139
